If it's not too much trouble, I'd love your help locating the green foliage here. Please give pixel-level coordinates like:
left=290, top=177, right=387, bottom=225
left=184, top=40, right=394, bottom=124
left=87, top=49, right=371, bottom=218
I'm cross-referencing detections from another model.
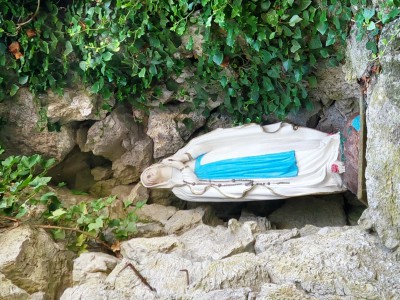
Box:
left=0, top=0, right=399, bottom=121
left=0, top=146, right=143, bottom=252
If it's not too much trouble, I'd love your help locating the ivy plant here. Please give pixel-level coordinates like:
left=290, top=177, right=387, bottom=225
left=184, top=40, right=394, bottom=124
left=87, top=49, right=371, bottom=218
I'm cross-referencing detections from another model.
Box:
left=0, top=0, right=399, bottom=122
left=0, top=146, right=144, bottom=253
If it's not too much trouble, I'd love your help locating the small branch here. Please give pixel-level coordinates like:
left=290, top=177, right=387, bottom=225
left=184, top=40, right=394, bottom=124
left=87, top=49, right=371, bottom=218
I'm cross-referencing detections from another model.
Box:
left=119, top=262, right=156, bottom=292
left=0, top=215, right=19, bottom=222
left=32, top=224, right=113, bottom=251
left=16, top=0, right=41, bottom=30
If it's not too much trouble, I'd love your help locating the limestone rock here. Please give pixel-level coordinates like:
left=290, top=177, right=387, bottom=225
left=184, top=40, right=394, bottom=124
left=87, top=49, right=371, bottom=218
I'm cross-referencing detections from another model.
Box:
left=89, top=178, right=118, bottom=197
left=239, top=210, right=271, bottom=232
left=343, top=25, right=372, bottom=82
left=254, top=229, right=300, bottom=254
left=359, top=18, right=400, bottom=250
left=260, top=227, right=400, bottom=299
left=44, top=87, right=108, bottom=124
left=164, top=206, right=222, bottom=235
left=148, top=189, right=176, bottom=206
left=0, top=273, right=30, bottom=300
left=268, top=195, right=347, bottom=229
left=146, top=107, right=186, bottom=159
left=308, top=63, right=359, bottom=108
left=111, top=137, right=153, bottom=184
left=126, top=183, right=149, bottom=205
left=72, top=252, right=120, bottom=285
left=61, top=225, right=400, bottom=300
left=111, top=184, right=135, bottom=201
left=177, top=220, right=256, bottom=261
left=136, top=204, right=177, bottom=226
left=84, top=106, right=140, bottom=161
left=0, top=88, right=75, bottom=162
left=254, top=283, right=317, bottom=300
left=0, top=226, right=73, bottom=299
left=91, top=166, right=113, bottom=181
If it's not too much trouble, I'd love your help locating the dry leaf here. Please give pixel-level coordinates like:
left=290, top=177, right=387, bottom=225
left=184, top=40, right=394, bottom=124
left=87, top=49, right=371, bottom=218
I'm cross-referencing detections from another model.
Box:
left=26, top=29, right=36, bottom=38
left=9, top=41, right=23, bottom=59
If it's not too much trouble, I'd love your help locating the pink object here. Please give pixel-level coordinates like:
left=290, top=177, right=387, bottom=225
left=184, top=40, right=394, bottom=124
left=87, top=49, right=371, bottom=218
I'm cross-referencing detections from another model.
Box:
left=331, top=164, right=339, bottom=173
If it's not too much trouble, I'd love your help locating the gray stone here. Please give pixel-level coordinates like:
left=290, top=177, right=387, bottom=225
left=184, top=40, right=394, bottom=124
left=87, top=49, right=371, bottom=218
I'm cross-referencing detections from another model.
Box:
left=89, top=178, right=118, bottom=197
left=164, top=206, right=222, bottom=235
left=111, top=136, right=153, bottom=184
left=254, top=283, right=317, bottom=300
left=0, top=273, right=30, bottom=300
left=343, top=25, right=373, bottom=82
left=136, top=204, right=177, bottom=226
left=308, top=63, right=359, bottom=108
left=268, top=195, right=347, bottom=229
left=44, top=87, right=108, bottom=124
left=72, top=252, right=120, bottom=285
left=359, top=18, right=400, bottom=250
left=0, top=226, right=73, bottom=299
left=85, top=106, right=140, bottom=161
left=147, top=107, right=185, bottom=158
left=254, top=229, right=300, bottom=254
left=0, top=88, right=75, bottom=162
left=239, top=210, right=271, bottom=232
left=260, top=227, right=400, bottom=299
left=91, top=166, right=113, bottom=181
left=126, top=183, right=149, bottom=205
left=177, top=220, right=256, bottom=261
left=111, top=184, right=135, bottom=201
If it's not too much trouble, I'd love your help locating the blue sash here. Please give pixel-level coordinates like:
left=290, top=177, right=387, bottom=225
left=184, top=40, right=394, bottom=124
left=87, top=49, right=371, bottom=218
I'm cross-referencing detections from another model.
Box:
left=194, top=150, right=298, bottom=180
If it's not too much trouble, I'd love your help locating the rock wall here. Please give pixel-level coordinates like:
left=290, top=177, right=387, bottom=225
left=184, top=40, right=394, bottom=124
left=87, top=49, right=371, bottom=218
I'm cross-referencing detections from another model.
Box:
left=358, top=19, right=400, bottom=251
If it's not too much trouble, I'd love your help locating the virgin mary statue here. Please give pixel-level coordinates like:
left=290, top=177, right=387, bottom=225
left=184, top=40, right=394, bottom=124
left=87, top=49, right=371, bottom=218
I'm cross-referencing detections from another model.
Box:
left=141, top=122, right=346, bottom=202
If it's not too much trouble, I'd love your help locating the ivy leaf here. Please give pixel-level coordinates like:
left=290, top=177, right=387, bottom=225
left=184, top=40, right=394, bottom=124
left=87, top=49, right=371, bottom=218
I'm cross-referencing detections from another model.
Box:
left=363, top=8, right=375, bottom=22
left=185, top=36, right=194, bottom=51
left=316, top=20, right=328, bottom=35
left=289, top=15, right=303, bottom=27
left=19, top=75, right=29, bottom=85
left=10, top=84, right=19, bottom=96
left=102, top=52, right=113, bottom=61
left=367, top=21, right=376, bottom=31
left=64, top=41, right=73, bottom=56
left=299, top=0, right=312, bottom=10
left=138, top=68, right=146, bottom=78
left=79, top=61, right=87, bottom=71
left=290, top=40, right=301, bottom=53
left=212, top=51, right=224, bottom=65
left=309, top=36, right=322, bottom=49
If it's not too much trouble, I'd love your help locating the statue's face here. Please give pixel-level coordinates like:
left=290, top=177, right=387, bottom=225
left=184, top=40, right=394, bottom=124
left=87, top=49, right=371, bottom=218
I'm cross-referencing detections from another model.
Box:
left=141, top=165, right=174, bottom=188
left=142, top=168, right=161, bottom=186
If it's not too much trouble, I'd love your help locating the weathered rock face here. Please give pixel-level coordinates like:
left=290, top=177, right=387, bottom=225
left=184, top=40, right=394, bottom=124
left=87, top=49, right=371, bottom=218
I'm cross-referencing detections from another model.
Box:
left=0, top=88, right=75, bottom=161
left=61, top=223, right=400, bottom=299
left=268, top=195, right=347, bottom=229
left=358, top=18, right=400, bottom=251
left=0, top=226, right=73, bottom=299
left=43, top=86, right=109, bottom=124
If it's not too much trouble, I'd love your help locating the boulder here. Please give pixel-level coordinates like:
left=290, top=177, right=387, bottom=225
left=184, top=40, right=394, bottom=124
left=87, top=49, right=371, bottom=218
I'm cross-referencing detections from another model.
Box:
left=72, top=252, right=120, bottom=285
left=359, top=18, right=400, bottom=250
left=164, top=206, right=222, bottom=235
left=146, top=107, right=186, bottom=159
left=111, top=137, right=153, bottom=184
left=61, top=223, right=400, bottom=300
left=308, top=62, right=360, bottom=108
left=43, top=86, right=109, bottom=124
left=0, top=226, right=73, bottom=299
left=84, top=106, right=140, bottom=161
left=259, top=227, right=400, bottom=299
left=0, top=88, right=75, bottom=162
left=268, top=195, right=347, bottom=229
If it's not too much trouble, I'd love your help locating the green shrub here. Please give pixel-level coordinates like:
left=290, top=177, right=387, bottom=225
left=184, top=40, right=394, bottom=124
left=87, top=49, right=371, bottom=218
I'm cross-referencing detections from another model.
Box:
left=0, top=146, right=143, bottom=252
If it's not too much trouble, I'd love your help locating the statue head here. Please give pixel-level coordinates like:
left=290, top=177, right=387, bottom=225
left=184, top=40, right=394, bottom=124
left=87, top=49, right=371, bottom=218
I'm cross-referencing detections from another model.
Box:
left=140, top=164, right=175, bottom=188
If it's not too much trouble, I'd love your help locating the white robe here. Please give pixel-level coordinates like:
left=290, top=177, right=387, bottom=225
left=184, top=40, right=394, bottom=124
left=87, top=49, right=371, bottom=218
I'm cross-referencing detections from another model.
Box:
left=142, top=123, right=346, bottom=202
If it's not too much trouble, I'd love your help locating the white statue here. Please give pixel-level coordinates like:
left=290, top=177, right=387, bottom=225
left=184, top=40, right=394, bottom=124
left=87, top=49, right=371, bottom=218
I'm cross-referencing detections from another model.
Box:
left=141, top=122, right=346, bottom=202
